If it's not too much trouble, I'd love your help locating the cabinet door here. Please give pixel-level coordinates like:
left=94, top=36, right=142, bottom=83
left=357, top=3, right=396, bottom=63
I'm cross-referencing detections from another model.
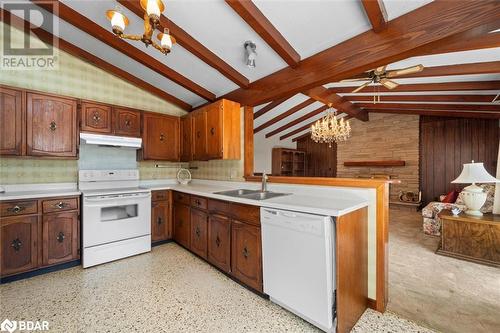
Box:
left=42, top=212, right=79, bottom=266
left=114, top=108, right=141, bottom=137
left=173, top=202, right=190, bottom=249
left=80, top=102, right=112, bottom=134
left=0, top=87, right=24, bottom=156
left=190, top=208, right=208, bottom=259
left=192, top=110, right=207, bottom=161
left=1, top=215, right=38, bottom=276
left=180, top=115, right=193, bottom=162
left=207, top=214, right=231, bottom=273
left=142, top=114, right=179, bottom=161
left=151, top=200, right=169, bottom=242
left=231, top=221, right=262, bottom=292
left=206, top=102, right=223, bottom=159
left=26, top=93, right=78, bottom=157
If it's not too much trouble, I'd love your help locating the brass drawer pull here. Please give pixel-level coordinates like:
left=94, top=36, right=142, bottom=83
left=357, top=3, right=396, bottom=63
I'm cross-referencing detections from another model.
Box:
left=215, top=235, right=221, bottom=247
left=195, top=226, right=200, bottom=238
left=158, top=217, right=163, bottom=225
left=159, top=133, right=165, bottom=142
left=57, top=232, right=65, bottom=243
left=49, top=121, right=57, bottom=131
left=242, top=246, right=249, bottom=258
left=11, top=238, right=22, bottom=251
left=210, top=127, right=215, bottom=135
left=124, top=119, right=131, bottom=127
left=54, top=201, right=67, bottom=209
left=7, top=205, right=24, bottom=214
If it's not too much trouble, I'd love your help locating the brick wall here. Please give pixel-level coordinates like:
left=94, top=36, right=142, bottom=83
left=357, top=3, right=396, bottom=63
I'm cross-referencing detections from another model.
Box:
left=336, top=113, right=420, bottom=202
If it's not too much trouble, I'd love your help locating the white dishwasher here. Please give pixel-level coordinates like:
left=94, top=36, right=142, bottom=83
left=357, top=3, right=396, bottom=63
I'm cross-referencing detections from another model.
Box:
left=261, top=208, right=336, bottom=333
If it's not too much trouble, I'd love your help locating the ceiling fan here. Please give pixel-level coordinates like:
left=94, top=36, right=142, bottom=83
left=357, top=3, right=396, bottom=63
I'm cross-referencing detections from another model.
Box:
left=342, top=64, right=424, bottom=93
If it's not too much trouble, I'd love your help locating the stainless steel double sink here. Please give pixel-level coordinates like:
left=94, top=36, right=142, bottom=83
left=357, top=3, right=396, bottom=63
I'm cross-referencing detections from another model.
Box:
left=213, top=189, right=290, bottom=201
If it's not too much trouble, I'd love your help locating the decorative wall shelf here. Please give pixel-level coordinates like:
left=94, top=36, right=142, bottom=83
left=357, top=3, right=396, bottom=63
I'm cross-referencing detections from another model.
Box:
left=344, top=160, right=406, bottom=167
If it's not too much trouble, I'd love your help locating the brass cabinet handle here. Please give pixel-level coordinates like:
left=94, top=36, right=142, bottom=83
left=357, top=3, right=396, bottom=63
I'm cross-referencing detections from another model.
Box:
left=215, top=235, right=221, bottom=247
left=158, top=216, right=163, bottom=225
left=49, top=121, right=57, bottom=131
left=57, top=232, right=65, bottom=243
left=195, top=199, right=201, bottom=206
left=54, top=201, right=67, bottom=209
left=197, top=131, right=200, bottom=138
left=7, top=205, right=24, bottom=214
left=92, top=112, right=101, bottom=123
left=242, top=246, right=249, bottom=258
left=124, top=119, right=131, bottom=127
left=159, top=133, right=165, bottom=142
left=11, top=238, right=22, bottom=251
left=195, top=226, right=200, bottom=238
left=210, top=127, right=215, bottom=135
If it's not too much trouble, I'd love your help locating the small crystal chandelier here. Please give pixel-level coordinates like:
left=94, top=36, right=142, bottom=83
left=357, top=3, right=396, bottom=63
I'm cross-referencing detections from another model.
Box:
left=311, top=104, right=351, bottom=147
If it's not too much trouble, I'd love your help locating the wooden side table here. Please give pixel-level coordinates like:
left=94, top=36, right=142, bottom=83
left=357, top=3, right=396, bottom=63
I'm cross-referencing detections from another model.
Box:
left=437, top=211, right=500, bottom=267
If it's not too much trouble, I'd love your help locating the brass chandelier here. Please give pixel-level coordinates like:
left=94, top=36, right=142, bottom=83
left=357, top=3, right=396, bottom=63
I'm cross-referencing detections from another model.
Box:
left=311, top=104, right=351, bottom=147
left=106, top=0, right=175, bottom=55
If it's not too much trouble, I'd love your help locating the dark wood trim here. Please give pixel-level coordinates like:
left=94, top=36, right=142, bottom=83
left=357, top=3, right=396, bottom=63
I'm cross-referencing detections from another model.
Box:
left=118, top=0, right=249, bottom=88
left=346, top=94, right=497, bottom=103
left=265, top=105, right=328, bottom=138
left=34, top=0, right=215, bottom=102
left=244, top=106, right=254, bottom=178
left=225, top=0, right=300, bottom=67
left=223, top=1, right=500, bottom=105
left=253, top=97, right=288, bottom=119
left=253, top=98, right=316, bottom=133
left=366, top=298, right=377, bottom=310
left=344, top=160, right=406, bottom=167
left=357, top=102, right=500, bottom=112
left=361, top=0, right=387, bottom=33
left=305, top=86, right=368, bottom=121
left=330, top=80, right=500, bottom=94
left=365, top=108, right=500, bottom=119
left=0, top=8, right=191, bottom=111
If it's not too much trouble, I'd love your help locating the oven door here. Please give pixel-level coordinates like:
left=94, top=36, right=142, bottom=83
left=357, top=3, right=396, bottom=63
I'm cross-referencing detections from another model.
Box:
left=83, top=192, right=151, bottom=248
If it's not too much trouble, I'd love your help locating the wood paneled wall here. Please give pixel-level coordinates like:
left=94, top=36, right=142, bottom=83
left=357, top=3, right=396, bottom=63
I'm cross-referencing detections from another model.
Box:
left=297, top=136, right=337, bottom=177
left=420, top=116, right=499, bottom=204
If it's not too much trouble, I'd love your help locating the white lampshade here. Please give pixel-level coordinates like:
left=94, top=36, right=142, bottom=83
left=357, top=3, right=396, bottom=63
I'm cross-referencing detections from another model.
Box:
left=160, top=32, right=172, bottom=50
left=451, top=161, right=499, bottom=184
left=146, top=0, right=161, bottom=18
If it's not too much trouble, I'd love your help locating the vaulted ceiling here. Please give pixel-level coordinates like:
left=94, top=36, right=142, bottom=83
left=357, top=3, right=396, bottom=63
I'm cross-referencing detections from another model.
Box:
left=2, top=0, right=499, bottom=143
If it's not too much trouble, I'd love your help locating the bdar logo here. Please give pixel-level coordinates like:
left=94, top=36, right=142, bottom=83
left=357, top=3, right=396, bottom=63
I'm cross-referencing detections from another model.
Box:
left=0, top=319, right=17, bottom=333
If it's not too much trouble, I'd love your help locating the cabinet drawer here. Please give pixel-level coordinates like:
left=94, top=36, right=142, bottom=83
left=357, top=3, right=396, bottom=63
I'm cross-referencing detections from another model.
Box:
left=0, top=200, right=38, bottom=217
left=173, top=192, right=190, bottom=205
left=152, top=190, right=169, bottom=202
left=208, top=199, right=231, bottom=216
left=232, top=203, right=260, bottom=226
left=191, top=196, right=207, bottom=210
left=42, top=197, right=78, bottom=213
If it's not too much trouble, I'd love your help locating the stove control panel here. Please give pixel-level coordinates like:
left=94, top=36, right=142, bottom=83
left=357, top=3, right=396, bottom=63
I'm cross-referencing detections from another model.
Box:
left=78, top=169, right=139, bottom=182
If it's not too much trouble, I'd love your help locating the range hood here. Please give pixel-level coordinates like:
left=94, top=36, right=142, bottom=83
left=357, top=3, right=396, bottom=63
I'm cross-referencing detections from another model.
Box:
left=80, top=133, right=142, bottom=149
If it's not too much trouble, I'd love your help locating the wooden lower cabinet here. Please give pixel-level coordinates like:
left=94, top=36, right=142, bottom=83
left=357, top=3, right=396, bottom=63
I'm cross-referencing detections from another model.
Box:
left=42, top=212, right=79, bottom=266
left=151, top=191, right=171, bottom=243
left=231, top=220, right=263, bottom=292
left=173, top=202, right=191, bottom=249
left=0, top=215, right=39, bottom=276
left=190, top=208, right=208, bottom=259
left=207, top=214, right=231, bottom=273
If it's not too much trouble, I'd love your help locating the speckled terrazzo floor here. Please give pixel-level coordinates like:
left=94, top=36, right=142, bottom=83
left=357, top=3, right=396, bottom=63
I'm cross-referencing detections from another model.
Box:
left=1, top=242, right=433, bottom=333
left=388, top=209, right=500, bottom=333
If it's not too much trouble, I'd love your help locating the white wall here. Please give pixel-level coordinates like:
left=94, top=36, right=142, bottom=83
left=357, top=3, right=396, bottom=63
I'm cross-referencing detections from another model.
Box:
left=254, top=132, right=296, bottom=174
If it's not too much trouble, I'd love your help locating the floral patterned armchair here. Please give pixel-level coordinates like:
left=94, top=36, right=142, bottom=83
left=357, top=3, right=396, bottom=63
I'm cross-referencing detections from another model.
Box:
left=422, top=184, right=496, bottom=236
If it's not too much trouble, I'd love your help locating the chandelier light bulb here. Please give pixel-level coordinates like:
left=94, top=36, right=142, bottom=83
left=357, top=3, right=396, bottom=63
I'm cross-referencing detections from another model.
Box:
left=147, top=0, right=161, bottom=20
left=310, top=107, right=351, bottom=147
left=107, top=8, right=129, bottom=35
left=160, top=29, right=172, bottom=50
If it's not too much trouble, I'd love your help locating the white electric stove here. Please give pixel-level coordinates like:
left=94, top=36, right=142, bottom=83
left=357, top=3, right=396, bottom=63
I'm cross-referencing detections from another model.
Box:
left=79, top=169, right=151, bottom=268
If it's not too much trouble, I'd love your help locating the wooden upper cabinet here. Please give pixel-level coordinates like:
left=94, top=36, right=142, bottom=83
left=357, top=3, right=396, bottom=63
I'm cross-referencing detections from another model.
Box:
left=80, top=102, right=112, bottom=134
left=114, top=108, right=141, bottom=137
left=26, top=92, right=78, bottom=158
left=206, top=102, right=223, bottom=159
left=0, top=87, right=24, bottom=156
left=192, top=109, right=208, bottom=161
left=180, top=114, right=193, bottom=162
left=141, top=113, right=180, bottom=161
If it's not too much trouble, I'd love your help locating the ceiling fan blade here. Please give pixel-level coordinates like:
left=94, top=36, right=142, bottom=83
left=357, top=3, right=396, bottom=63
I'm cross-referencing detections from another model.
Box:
left=340, top=77, right=372, bottom=82
left=351, top=81, right=371, bottom=93
left=380, top=78, right=399, bottom=90
left=373, top=65, right=387, bottom=75
left=386, top=64, right=424, bottom=78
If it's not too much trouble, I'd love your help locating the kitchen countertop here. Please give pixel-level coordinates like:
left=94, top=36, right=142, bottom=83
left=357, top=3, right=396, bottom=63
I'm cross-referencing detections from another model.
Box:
left=0, top=183, right=81, bottom=201
left=140, top=180, right=368, bottom=217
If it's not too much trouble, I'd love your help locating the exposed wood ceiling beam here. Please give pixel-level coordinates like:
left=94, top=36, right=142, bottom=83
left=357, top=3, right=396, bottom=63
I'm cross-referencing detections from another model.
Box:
left=254, top=98, right=315, bottom=133
left=361, top=0, right=387, bottom=33
left=305, top=86, right=369, bottom=121
left=253, top=97, right=288, bottom=119
left=0, top=8, right=191, bottom=111
left=330, top=81, right=500, bottom=94
left=346, top=94, right=498, bottom=103
left=265, top=105, right=329, bottom=138
left=118, top=0, right=249, bottom=88
left=365, top=108, right=500, bottom=119
left=33, top=0, right=215, bottom=102
left=223, top=1, right=500, bottom=106
left=357, top=102, right=500, bottom=112
left=420, top=29, right=500, bottom=56
left=225, top=0, right=300, bottom=67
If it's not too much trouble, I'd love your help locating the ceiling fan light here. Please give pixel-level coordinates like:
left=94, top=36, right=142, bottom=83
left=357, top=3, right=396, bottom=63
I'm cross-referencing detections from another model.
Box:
left=106, top=9, right=129, bottom=35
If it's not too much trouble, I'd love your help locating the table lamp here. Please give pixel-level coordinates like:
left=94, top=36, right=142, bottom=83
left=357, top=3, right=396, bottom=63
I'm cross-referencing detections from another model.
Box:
left=452, top=161, right=499, bottom=216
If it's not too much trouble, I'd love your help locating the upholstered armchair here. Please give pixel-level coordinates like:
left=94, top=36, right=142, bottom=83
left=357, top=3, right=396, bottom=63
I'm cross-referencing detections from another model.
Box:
left=422, top=184, right=496, bottom=236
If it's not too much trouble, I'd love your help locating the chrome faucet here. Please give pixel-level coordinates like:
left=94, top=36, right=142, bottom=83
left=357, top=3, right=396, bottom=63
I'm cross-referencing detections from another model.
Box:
left=262, top=173, right=269, bottom=192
